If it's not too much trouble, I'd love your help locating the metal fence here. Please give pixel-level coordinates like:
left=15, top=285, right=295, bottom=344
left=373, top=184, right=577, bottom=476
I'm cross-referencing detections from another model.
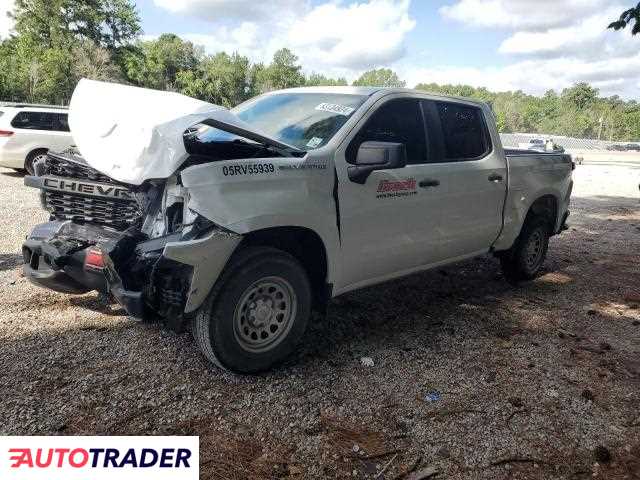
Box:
left=499, top=133, right=632, bottom=151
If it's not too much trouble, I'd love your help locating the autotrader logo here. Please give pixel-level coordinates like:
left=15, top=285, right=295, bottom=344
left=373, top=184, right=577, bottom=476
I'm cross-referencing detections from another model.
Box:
left=1, top=436, right=198, bottom=480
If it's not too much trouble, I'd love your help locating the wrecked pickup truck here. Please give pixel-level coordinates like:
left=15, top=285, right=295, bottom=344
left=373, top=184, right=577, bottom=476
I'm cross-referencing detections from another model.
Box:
left=22, top=79, right=573, bottom=373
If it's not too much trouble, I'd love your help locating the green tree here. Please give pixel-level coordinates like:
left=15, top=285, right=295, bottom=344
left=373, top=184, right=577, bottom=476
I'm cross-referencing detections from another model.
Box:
left=353, top=68, right=405, bottom=88
left=176, top=52, right=253, bottom=107
left=609, top=3, right=640, bottom=35
left=124, top=34, right=201, bottom=90
left=306, top=73, right=348, bottom=86
left=255, top=48, right=305, bottom=92
left=561, top=82, right=599, bottom=110
left=0, top=38, right=23, bottom=101
left=11, top=0, right=140, bottom=49
left=72, top=40, right=124, bottom=83
left=2, top=0, right=140, bottom=104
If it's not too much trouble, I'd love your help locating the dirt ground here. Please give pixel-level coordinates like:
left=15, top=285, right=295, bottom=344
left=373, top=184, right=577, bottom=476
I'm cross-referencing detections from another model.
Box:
left=0, top=164, right=638, bottom=479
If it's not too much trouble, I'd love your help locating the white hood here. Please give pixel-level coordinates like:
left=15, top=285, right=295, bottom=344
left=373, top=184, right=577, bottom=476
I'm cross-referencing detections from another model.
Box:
left=68, top=79, right=297, bottom=185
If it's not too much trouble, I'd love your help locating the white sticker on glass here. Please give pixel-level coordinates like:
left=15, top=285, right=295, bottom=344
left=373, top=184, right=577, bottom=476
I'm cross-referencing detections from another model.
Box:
left=315, top=103, right=355, bottom=116
left=306, top=137, right=323, bottom=148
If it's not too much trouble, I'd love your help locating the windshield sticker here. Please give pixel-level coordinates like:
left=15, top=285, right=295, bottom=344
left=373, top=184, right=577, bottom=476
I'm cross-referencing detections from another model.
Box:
left=306, top=137, right=323, bottom=148
left=315, top=103, right=355, bottom=116
left=222, top=163, right=275, bottom=176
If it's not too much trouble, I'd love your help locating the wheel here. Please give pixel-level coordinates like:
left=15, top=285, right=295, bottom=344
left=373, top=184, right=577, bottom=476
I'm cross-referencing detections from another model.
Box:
left=500, top=217, right=550, bottom=282
left=25, top=149, right=48, bottom=175
left=192, top=247, right=311, bottom=373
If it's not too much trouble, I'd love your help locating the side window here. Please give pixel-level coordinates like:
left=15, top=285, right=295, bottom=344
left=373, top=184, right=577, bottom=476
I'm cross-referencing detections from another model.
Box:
left=347, top=98, right=427, bottom=165
left=435, top=101, right=491, bottom=161
left=10, top=111, right=56, bottom=131
left=56, top=113, right=70, bottom=132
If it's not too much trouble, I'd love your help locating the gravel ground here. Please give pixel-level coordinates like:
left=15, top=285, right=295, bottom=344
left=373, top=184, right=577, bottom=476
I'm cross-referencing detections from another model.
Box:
left=0, top=164, right=638, bottom=479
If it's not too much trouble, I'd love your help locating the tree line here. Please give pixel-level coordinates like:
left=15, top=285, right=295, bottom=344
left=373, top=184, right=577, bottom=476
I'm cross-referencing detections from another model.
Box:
left=1, top=0, right=639, bottom=141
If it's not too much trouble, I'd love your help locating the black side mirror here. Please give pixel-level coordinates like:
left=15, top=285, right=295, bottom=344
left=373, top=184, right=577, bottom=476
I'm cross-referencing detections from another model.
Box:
left=348, top=141, right=407, bottom=184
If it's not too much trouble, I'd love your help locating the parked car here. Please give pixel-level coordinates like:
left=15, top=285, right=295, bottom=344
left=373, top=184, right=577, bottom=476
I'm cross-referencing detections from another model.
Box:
left=518, top=138, right=546, bottom=152
left=0, top=103, right=74, bottom=174
left=22, top=80, right=573, bottom=372
left=606, top=144, right=627, bottom=151
left=624, top=143, right=640, bottom=151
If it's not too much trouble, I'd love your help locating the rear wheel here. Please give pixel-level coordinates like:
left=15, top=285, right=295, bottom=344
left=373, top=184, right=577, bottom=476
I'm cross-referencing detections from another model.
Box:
left=500, top=217, right=550, bottom=282
left=192, top=247, right=311, bottom=373
left=25, top=149, right=48, bottom=175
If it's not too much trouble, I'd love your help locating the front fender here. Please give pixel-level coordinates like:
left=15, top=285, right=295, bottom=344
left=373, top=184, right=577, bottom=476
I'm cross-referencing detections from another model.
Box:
left=180, top=154, right=340, bottom=284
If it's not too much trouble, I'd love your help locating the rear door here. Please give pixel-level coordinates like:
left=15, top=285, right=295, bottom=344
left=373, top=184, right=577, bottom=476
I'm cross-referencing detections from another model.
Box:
left=421, top=100, right=507, bottom=258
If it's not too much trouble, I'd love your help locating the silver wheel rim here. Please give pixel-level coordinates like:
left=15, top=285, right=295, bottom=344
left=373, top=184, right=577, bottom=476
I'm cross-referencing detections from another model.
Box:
left=525, top=229, right=544, bottom=270
left=233, top=276, right=297, bottom=353
left=28, top=154, right=48, bottom=173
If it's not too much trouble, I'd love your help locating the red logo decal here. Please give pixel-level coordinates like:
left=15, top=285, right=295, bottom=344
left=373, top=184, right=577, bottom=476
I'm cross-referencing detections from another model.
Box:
left=377, top=178, right=416, bottom=193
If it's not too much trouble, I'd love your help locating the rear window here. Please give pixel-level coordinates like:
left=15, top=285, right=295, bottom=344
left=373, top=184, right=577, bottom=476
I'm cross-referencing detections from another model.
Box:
left=11, top=111, right=57, bottom=130
left=436, top=102, right=491, bottom=160
left=0, top=111, right=4, bottom=118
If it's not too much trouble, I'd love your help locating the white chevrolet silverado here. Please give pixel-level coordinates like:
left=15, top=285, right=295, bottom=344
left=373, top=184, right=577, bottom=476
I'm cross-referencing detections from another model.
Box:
left=22, top=80, right=573, bottom=372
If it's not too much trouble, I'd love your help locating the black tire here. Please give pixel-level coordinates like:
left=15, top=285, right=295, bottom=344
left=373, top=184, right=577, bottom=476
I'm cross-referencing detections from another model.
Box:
left=192, top=247, right=311, bottom=373
left=500, top=216, right=550, bottom=282
left=25, top=149, right=48, bottom=175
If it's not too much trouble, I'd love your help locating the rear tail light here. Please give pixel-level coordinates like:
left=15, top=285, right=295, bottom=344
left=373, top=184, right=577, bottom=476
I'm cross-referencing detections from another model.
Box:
left=84, top=248, right=105, bottom=270
left=0, top=130, right=14, bottom=137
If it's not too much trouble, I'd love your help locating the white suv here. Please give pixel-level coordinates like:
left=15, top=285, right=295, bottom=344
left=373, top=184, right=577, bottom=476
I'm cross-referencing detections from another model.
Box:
left=0, top=104, right=74, bottom=174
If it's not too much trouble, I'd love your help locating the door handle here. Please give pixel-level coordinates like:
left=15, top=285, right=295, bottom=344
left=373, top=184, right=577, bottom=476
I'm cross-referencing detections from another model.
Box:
left=419, top=178, right=440, bottom=188
left=488, top=173, right=503, bottom=182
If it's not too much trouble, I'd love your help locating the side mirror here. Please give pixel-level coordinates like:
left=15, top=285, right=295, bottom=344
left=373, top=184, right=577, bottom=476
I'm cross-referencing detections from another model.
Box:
left=348, top=141, right=407, bottom=184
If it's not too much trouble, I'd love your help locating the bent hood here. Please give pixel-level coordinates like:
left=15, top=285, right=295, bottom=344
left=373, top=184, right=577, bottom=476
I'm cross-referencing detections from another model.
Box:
left=68, top=79, right=299, bottom=185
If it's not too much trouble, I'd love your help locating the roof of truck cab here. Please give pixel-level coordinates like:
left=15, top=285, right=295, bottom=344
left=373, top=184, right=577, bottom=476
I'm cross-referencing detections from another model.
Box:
left=269, top=86, right=382, bottom=96
left=265, top=86, right=489, bottom=107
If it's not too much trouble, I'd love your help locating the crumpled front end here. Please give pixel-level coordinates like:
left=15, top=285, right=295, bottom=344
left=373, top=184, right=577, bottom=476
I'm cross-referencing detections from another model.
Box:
left=22, top=150, right=242, bottom=325
left=23, top=214, right=241, bottom=324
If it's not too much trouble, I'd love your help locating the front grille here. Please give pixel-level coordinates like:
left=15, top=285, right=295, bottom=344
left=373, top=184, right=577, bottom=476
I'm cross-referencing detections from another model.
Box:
left=39, top=152, right=141, bottom=231
left=46, top=152, right=117, bottom=184
left=44, top=191, right=139, bottom=230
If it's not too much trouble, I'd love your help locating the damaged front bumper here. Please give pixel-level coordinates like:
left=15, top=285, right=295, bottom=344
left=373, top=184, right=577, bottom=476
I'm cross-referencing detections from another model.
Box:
left=22, top=221, right=241, bottom=321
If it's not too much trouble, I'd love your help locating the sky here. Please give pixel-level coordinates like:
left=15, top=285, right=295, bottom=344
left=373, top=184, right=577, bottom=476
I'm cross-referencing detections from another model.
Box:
left=1, top=0, right=639, bottom=99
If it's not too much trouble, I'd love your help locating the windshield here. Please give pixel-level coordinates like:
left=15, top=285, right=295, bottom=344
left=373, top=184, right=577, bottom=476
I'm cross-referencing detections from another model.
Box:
left=194, top=93, right=367, bottom=151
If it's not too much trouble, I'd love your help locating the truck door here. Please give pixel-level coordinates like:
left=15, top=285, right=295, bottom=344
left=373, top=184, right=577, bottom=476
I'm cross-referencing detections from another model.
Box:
left=421, top=100, right=507, bottom=258
left=334, top=96, right=444, bottom=291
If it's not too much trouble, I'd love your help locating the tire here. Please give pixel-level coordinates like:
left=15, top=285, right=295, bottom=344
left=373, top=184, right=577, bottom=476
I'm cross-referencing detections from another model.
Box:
left=500, top=217, right=550, bottom=282
left=25, top=149, right=48, bottom=175
left=192, top=246, right=312, bottom=373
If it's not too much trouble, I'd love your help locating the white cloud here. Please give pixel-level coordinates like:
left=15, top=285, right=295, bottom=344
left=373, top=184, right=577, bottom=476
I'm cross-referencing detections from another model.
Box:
left=152, top=0, right=415, bottom=75
left=153, top=0, right=304, bottom=22
left=439, top=0, right=609, bottom=31
left=434, top=0, right=639, bottom=98
left=402, top=54, right=640, bottom=98
left=288, top=0, right=415, bottom=70
left=497, top=6, right=634, bottom=60
left=0, top=0, right=15, bottom=39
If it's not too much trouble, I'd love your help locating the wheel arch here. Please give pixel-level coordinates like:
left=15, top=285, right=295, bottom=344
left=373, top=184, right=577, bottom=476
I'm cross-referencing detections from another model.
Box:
left=239, top=226, right=330, bottom=311
left=525, top=194, right=559, bottom=232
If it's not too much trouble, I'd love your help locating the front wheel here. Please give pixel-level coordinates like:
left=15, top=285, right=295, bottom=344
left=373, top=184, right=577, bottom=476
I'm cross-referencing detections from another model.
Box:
left=192, top=247, right=311, bottom=373
left=25, top=149, right=48, bottom=175
left=500, top=217, right=550, bottom=282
